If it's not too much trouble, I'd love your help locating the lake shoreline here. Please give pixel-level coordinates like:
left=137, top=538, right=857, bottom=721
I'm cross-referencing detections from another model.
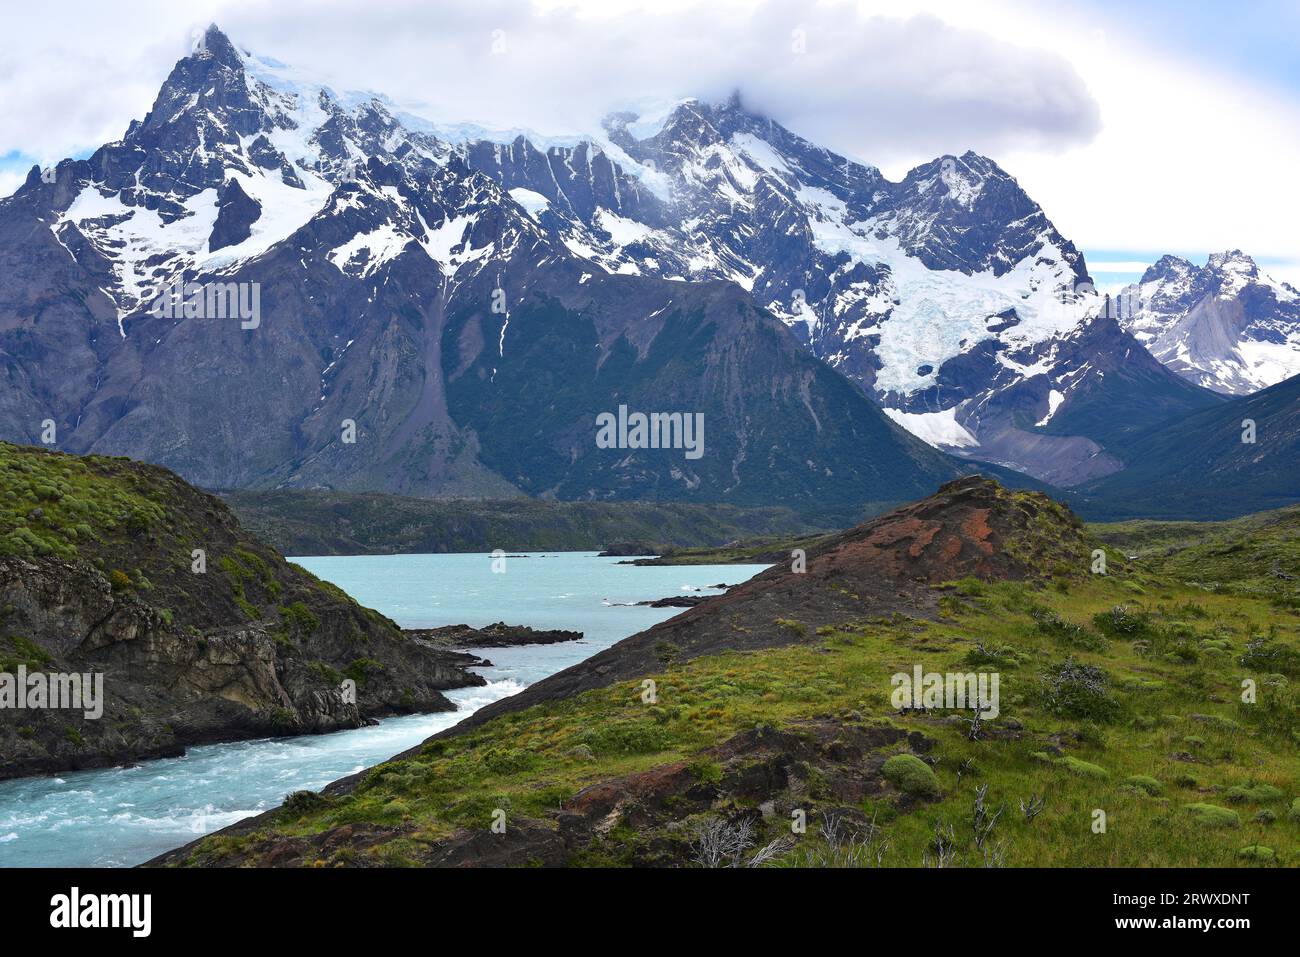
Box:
left=0, top=553, right=769, bottom=868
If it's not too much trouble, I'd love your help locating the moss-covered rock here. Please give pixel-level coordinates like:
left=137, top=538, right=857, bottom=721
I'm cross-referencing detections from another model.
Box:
left=1033, top=751, right=1109, bottom=779
left=1060, top=756, right=1109, bottom=779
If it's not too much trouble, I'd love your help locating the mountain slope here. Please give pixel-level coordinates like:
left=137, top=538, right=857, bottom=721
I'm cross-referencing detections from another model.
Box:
left=1076, top=371, right=1300, bottom=520
left=221, top=490, right=822, bottom=556
left=1094, top=504, right=1300, bottom=608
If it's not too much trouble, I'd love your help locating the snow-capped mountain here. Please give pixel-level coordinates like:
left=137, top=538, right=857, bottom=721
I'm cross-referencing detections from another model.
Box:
left=466, top=94, right=1101, bottom=402
left=1, top=25, right=1000, bottom=519
left=1119, top=251, right=1300, bottom=395
left=43, top=27, right=464, bottom=324
left=0, top=25, right=1219, bottom=498
left=458, top=94, right=1220, bottom=483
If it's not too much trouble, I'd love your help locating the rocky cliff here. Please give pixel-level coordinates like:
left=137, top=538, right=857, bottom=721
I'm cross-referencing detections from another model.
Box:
left=0, top=443, right=484, bottom=779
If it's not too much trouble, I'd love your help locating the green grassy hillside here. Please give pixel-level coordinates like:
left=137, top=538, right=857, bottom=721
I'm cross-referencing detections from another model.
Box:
left=1095, top=504, right=1300, bottom=609
left=165, top=483, right=1300, bottom=868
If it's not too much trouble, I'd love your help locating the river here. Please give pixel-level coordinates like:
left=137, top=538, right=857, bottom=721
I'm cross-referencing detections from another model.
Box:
left=0, top=552, right=767, bottom=867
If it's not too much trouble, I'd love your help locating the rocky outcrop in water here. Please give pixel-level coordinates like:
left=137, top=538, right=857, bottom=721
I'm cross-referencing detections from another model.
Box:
left=406, top=622, right=583, bottom=649
left=635, top=595, right=708, bottom=608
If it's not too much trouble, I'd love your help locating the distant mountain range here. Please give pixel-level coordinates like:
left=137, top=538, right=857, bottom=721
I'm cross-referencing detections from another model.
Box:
left=0, top=25, right=1295, bottom=518
left=1119, top=250, right=1300, bottom=396
left=0, top=26, right=993, bottom=521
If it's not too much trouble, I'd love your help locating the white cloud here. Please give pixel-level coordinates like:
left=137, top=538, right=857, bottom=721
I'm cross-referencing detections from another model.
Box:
left=902, top=0, right=1300, bottom=268
left=0, top=0, right=1097, bottom=177
left=0, top=170, right=25, bottom=199
left=0, top=0, right=1293, bottom=276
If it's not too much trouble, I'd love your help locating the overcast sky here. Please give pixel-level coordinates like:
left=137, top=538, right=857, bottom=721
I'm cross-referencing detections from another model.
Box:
left=3, top=0, right=1297, bottom=285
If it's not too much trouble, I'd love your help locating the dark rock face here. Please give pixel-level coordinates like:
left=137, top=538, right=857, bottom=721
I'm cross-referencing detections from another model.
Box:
left=209, top=178, right=262, bottom=251
left=0, top=444, right=485, bottom=780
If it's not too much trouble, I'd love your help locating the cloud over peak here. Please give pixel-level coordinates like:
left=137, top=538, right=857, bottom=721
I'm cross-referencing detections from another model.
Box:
left=0, top=0, right=1101, bottom=180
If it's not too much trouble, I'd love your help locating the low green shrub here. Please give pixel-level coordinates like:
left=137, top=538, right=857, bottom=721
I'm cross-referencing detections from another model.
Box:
left=1040, top=660, right=1123, bottom=722
left=881, top=753, right=939, bottom=796
left=1124, top=774, right=1162, bottom=796
left=1183, top=803, right=1240, bottom=828
left=1224, top=783, right=1285, bottom=804
left=1237, top=844, right=1275, bottom=863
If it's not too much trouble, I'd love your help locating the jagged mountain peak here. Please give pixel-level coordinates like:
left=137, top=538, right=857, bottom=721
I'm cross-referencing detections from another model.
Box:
left=198, top=23, right=241, bottom=61
left=1140, top=253, right=1197, bottom=284
left=1204, top=248, right=1264, bottom=288
left=12, top=28, right=484, bottom=318
left=895, top=149, right=1041, bottom=224
left=652, top=98, right=727, bottom=147
left=139, top=51, right=246, bottom=139
left=607, top=95, right=883, bottom=186
left=656, top=91, right=779, bottom=139
left=909, top=149, right=1003, bottom=181
left=1207, top=247, right=1257, bottom=269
